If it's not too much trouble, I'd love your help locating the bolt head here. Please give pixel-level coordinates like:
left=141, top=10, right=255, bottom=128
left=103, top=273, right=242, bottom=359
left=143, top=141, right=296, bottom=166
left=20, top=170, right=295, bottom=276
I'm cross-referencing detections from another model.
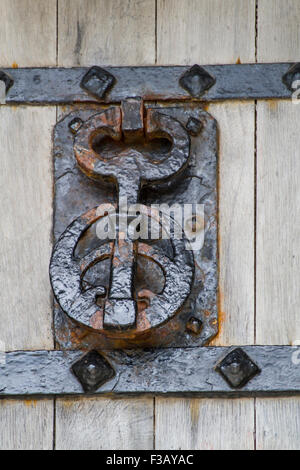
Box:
left=186, top=117, right=203, bottom=136
left=179, top=64, right=215, bottom=98
left=71, top=350, right=115, bottom=393
left=186, top=317, right=203, bottom=335
left=80, top=66, right=116, bottom=99
left=68, top=117, right=83, bottom=134
left=216, top=348, right=260, bottom=389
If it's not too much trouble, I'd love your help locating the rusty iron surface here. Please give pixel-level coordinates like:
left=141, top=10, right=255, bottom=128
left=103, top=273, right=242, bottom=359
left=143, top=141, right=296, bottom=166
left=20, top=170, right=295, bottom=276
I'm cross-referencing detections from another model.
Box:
left=51, top=102, right=218, bottom=350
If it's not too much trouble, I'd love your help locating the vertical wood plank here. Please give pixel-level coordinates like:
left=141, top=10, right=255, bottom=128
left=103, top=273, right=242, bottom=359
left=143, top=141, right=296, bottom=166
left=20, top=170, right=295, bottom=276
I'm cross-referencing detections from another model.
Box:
left=0, top=0, right=56, bottom=450
left=210, top=102, right=255, bottom=346
left=56, top=397, right=154, bottom=450
left=0, top=106, right=55, bottom=450
left=256, top=101, right=300, bottom=345
left=0, top=107, right=56, bottom=351
left=256, top=100, right=300, bottom=450
left=0, top=400, right=53, bottom=450
left=257, top=0, right=300, bottom=62
left=156, top=0, right=256, bottom=450
left=156, top=398, right=254, bottom=450
left=58, top=0, right=156, bottom=66
left=157, top=0, right=256, bottom=65
left=256, top=1, right=300, bottom=450
left=0, top=0, right=57, bottom=67
left=56, top=0, right=156, bottom=450
left=256, top=398, right=300, bottom=450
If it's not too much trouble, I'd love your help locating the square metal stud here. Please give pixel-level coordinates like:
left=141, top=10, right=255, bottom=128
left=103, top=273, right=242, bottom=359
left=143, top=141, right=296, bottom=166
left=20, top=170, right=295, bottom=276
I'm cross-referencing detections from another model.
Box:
left=71, top=350, right=115, bottom=392
left=215, top=348, right=260, bottom=389
left=186, top=116, right=203, bottom=136
left=179, top=64, right=215, bottom=98
left=80, top=66, right=116, bottom=99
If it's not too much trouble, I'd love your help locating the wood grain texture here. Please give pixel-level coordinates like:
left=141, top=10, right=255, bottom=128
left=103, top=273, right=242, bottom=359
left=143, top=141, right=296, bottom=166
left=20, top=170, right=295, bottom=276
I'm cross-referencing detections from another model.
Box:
left=256, top=101, right=300, bottom=345
left=256, top=3, right=300, bottom=450
left=256, top=398, right=300, bottom=450
left=156, top=398, right=254, bottom=449
left=210, top=102, right=255, bottom=346
left=157, top=0, right=256, bottom=65
left=58, top=0, right=155, bottom=66
left=258, top=0, right=300, bottom=62
left=0, top=107, right=55, bottom=351
left=0, top=0, right=57, bottom=67
left=0, top=0, right=57, bottom=450
left=255, top=117, right=300, bottom=443
left=0, top=399, right=53, bottom=450
left=56, top=397, right=154, bottom=450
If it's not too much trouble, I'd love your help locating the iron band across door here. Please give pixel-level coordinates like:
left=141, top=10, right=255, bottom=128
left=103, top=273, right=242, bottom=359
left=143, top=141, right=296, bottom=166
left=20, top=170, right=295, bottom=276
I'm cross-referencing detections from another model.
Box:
left=0, top=62, right=300, bottom=104
left=0, top=63, right=299, bottom=397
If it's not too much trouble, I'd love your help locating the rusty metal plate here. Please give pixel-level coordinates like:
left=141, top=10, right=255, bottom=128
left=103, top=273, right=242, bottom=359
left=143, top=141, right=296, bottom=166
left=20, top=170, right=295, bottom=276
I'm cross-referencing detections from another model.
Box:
left=52, top=103, right=218, bottom=351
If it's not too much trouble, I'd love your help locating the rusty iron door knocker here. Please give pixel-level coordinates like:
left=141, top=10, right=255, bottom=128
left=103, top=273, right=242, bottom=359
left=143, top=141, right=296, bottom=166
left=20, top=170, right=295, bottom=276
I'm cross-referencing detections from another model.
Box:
left=50, top=100, right=195, bottom=338
left=1, top=63, right=299, bottom=396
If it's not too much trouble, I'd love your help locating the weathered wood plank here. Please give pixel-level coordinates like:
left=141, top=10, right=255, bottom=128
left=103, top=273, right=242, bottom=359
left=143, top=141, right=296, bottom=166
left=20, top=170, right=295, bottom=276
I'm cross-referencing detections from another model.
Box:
left=257, top=0, right=300, bottom=62
left=0, top=107, right=55, bottom=351
left=0, top=106, right=55, bottom=449
left=256, top=100, right=300, bottom=449
left=0, top=399, right=53, bottom=450
left=0, top=0, right=57, bottom=67
left=256, top=2, right=300, bottom=450
left=56, top=397, right=154, bottom=450
left=256, top=398, right=300, bottom=450
left=210, top=102, right=255, bottom=346
left=157, top=0, right=256, bottom=65
left=0, top=0, right=56, bottom=451
left=156, top=398, right=254, bottom=449
left=58, top=0, right=155, bottom=66
left=256, top=101, right=300, bottom=345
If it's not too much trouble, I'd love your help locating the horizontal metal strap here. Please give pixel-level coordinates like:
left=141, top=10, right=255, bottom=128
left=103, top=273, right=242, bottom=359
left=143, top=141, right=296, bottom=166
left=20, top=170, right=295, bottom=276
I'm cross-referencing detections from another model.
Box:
left=0, top=346, right=299, bottom=397
left=0, top=63, right=296, bottom=104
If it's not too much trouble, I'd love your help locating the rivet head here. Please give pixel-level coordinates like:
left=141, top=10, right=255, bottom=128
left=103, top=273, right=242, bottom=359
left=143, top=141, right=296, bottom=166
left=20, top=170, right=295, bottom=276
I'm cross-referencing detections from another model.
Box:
left=71, top=350, right=115, bottom=393
left=179, top=64, right=215, bottom=98
left=215, top=348, right=260, bottom=389
left=282, top=63, right=300, bottom=91
left=80, top=66, right=116, bottom=99
left=186, top=317, right=203, bottom=335
left=68, top=117, right=83, bottom=134
left=186, top=116, right=203, bottom=136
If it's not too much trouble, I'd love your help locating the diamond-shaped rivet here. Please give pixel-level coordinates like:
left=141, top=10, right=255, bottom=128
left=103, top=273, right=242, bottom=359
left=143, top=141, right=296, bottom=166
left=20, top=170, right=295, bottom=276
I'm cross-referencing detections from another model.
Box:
left=215, top=348, right=260, bottom=389
left=71, top=350, right=115, bottom=393
left=186, top=316, right=203, bottom=335
left=186, top=116, right=203, bottom=136
left=282, top=63, right=300, bottom=91
left=0, top=70, right=14, bottom=93
left=179, top=64, right=216, bottom=98
left=80, top=66, right=116, bottom=99
left=68, top=117, right=83, bottom=134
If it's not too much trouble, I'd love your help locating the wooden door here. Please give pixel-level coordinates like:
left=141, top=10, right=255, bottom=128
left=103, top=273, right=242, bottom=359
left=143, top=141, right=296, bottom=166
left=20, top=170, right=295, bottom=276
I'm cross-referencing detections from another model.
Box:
left=0, top=0, right=299, bottom=450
